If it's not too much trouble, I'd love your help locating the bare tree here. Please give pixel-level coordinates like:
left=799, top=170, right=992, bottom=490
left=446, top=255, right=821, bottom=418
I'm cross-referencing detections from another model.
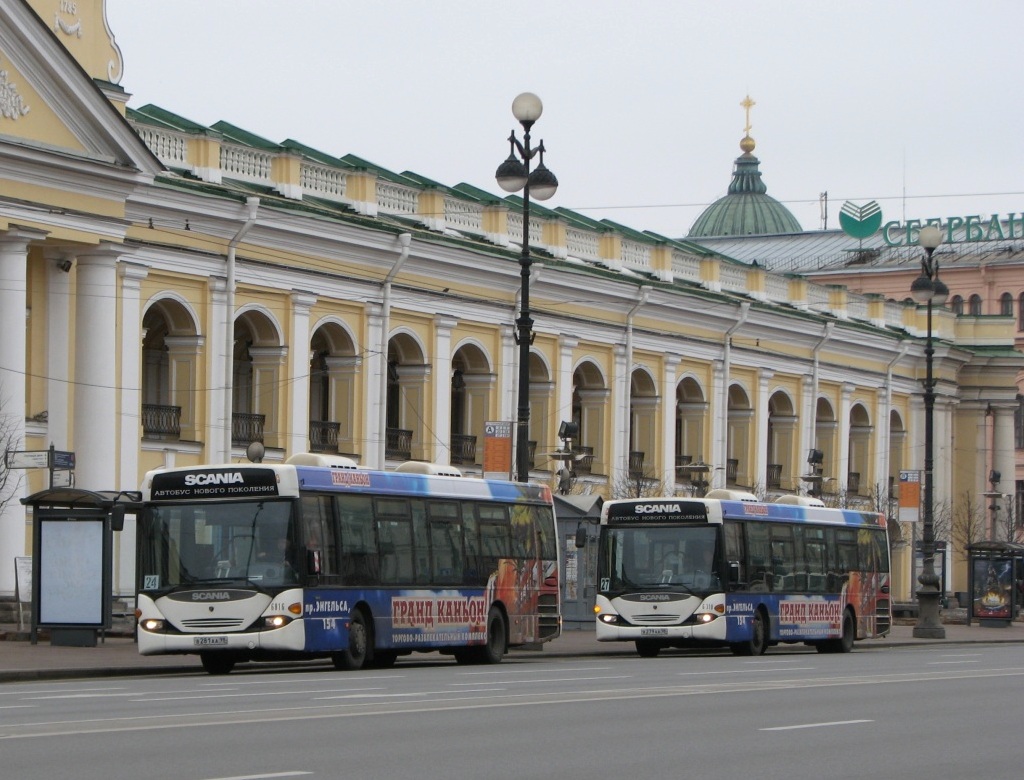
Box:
left=949, top=491, right=986, bottom=562
left=0, top=395, right=25, bottom=517
left=610, top=466, right=671, bottom=499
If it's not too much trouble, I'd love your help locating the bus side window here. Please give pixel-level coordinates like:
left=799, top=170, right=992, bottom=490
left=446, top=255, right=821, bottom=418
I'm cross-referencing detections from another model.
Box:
left=476, top=505, right=510, bottom=584
left=300, top=495, right=336, bottom=578
left=428, top=501, right=463, bottom=585
left=335, top=495, right=379, bottom=585
left=746, top=522, right=771, bottom=591
left=724, top=521, right=746, bottom=588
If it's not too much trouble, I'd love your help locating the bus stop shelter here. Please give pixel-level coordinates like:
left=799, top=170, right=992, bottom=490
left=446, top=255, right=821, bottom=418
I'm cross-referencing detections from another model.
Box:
left=965, top=540, right=1024, bottom=627
left=20, top=488, right=141, bottom=645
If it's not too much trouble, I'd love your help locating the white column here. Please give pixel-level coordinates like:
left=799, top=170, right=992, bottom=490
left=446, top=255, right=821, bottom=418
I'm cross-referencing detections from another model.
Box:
left=433, top=316, right=457, bottom=464
left=119, top=262, right=148, bottom=491
left=364, top=301, right=385, bottom=468
left=661, top=355, right=680, bottom=487
left=838, top=383, right=854, bottom=494
left=0, top=229, right=44, bottom=596
left=710, top=360, right=725, bottom=488
left=611, top=343, right=628, bottom=483
left=500, top=325, right=517, bottom=425
left=556, top=335, right=577, bottom=424
left=73, top=247, right=123, bottom=491
left=208, top=277, right=228, bottom=462
left=755, top=369, right=773, bottom=492
left=44, top=252, right=73, bottom=451
left=992, top=402, right=1016, bottom=520
left=288, top=291, right=317, bottom=456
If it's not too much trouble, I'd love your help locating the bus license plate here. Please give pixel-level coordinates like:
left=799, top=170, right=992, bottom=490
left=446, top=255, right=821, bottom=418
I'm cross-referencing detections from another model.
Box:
left=193, top=636, right=228, bottom=646
left=640, top=628, right=668, bottom=636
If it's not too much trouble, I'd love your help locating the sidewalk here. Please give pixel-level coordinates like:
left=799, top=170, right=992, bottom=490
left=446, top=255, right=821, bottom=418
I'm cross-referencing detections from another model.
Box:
left=3, top=618, right=1024, bottom=683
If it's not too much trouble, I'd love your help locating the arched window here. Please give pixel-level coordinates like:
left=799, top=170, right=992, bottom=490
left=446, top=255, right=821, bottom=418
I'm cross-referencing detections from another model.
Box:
left=950, top=295, right=964, bottom=315
left=968, top=294, right=983, bottom=315
left=1000, top=292, right=1013, bottom=316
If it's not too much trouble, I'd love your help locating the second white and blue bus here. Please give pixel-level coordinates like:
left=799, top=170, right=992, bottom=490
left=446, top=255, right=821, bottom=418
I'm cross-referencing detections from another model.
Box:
left=593, top=490, right=891, bottom=656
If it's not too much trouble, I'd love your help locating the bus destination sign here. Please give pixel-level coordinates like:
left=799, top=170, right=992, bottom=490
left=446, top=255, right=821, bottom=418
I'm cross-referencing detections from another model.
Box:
left=150, top=467, right=280, bottom=500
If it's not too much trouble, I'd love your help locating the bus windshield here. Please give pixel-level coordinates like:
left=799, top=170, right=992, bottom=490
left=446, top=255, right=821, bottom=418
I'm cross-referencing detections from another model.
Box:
left=140, top=499, right=300, bottom=590
left=602, top=525, right=720, bottom=592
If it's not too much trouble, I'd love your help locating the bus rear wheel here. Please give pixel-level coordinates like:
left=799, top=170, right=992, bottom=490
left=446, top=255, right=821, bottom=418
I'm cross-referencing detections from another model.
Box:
left=332, top=609, right=369, bottom=671
left=455, top=607, right=506, bottom=664
left=200, top=652, right=236, bottom=675
left=730, top=608, right=769, bottom=656
left=816, top=609, right=856, bottom=654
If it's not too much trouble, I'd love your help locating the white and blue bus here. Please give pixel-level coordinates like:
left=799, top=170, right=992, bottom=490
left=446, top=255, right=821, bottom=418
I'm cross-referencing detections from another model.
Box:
left=136, top=455, right=560, bottom=674
left=594, top=490, right=891, bottom=656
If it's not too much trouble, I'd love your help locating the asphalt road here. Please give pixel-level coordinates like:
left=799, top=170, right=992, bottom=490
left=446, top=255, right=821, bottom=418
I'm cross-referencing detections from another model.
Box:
left=2, top=643, right=1022, bottom=779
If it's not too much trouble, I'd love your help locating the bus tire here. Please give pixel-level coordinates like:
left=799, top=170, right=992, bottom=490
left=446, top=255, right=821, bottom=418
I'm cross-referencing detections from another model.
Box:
left=480, top=607, right=507, bottom=664
left=635, top=640, right=661, bottom=658
left=332, top=609, right=369, bottom=671
left=731, top=607, right=769, bottom=656
left=200, top=652, right=236, bottom=675
left=453, top=608, right=506, bottom=665
left=368, top=650, right=398, bottom=668
left=817, top=609, right=856, bottom=654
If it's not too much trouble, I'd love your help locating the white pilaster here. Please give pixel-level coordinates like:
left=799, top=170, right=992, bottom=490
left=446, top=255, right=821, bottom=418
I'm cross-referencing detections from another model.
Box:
left=73, top=247, right=124, bottom=491
left=0, top=229, right=45, bottom=596
left=288, top=291, right=317, bottom=456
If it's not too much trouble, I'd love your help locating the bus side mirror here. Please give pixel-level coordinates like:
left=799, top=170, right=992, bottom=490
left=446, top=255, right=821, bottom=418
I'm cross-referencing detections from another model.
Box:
left=727, top=560, right=741, bottom=585
left=110, top=505, right=125, bottom=532
left=575, top=525, right=588, bottom=548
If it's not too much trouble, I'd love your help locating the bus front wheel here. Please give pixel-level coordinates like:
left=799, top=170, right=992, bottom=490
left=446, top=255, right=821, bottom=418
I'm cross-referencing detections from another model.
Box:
left=635, top=640, right=661, bottom=658
left=332, top=609, right=369, bottom=671
left=730, top=608, right=769, bottom=656
left=200, top=652, right=236, bottom=675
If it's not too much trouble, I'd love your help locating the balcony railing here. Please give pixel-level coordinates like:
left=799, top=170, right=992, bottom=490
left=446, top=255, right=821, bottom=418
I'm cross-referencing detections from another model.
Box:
left=847, top=471, right=861, bottom=494
left=675, top=454, right=692, bottom=480
left=309, top=420, right=340, bottom=453
left=726, top=458, right=739, bottom=484
left=450, top=433, right=477, bottom=465
left=767, top=463, right=783, bottom=490
left=628, top=451, right=645, bottom=479
left=141, top=403, right=181, bottom=439
left=386, top=428, right=412, bottom=461
left=232, top=412, right=265, bottom=447
left=573, top=445, right=595, bottom=475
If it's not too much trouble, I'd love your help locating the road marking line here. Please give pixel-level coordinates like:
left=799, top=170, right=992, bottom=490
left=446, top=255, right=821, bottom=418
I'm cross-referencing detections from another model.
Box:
left=202, top=773, right=312, bottom=780
left=761, top=719, right=872, bottom=731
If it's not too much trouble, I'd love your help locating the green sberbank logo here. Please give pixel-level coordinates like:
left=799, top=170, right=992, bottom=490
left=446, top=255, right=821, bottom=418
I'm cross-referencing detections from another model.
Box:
left=839, top=201, right=882, bottom=239
left=840, top=200, right=1024, bottom=246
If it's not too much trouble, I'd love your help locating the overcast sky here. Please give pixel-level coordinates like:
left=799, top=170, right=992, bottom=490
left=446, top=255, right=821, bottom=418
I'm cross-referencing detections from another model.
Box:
left=106, top=1, right=1023, bottom=240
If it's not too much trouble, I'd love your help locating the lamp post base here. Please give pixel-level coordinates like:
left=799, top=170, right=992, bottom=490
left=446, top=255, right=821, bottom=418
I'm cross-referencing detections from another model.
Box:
left=912, top=589, right=947, bottom=639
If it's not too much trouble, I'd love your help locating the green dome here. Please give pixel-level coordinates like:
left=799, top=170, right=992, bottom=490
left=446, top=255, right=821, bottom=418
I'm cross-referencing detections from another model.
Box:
left=688, top=137, right=802, bottom=238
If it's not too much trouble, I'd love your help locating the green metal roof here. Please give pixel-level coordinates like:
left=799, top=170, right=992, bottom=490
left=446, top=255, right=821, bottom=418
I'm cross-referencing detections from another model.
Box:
left=688, top=139, right=802, bottom=238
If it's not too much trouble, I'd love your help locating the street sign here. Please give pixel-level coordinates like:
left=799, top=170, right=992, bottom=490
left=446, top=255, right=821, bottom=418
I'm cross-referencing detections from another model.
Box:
left=52, top=450, right=75, bottom=469
left=5, top=450, right=50, bottom=469
left=51, top=470, right=74, bottom=488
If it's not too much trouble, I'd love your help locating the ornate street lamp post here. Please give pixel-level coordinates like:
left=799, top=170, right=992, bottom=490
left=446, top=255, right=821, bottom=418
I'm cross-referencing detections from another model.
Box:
left=495, top=93, right=558, bottom=482
left=911, top=224, right=948, bottom=638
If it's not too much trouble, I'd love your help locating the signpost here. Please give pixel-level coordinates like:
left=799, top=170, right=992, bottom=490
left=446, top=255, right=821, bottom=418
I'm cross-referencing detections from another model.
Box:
left=4, top=444, right=75, bottom=488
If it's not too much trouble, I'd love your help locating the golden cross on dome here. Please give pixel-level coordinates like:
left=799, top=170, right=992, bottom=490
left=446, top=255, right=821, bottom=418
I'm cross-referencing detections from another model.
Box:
left=741, top=94, right=756, bottom=136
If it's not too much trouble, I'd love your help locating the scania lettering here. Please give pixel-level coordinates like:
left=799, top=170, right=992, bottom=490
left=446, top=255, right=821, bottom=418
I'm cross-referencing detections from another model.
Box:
left=594, top=492, right=890, bottom=658
left=136, top=455, right=560, bottom=674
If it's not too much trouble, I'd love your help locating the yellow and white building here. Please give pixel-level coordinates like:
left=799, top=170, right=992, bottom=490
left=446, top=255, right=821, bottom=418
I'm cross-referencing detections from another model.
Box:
left=1, top=0, right=1020, bottom=607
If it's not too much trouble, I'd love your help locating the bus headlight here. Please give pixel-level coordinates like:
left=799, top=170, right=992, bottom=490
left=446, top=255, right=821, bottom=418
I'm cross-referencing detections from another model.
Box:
left=140, top=618, right=165, bottom=632
left=261, top=615, right=293, bottom=630
left=690, top=612, right=720, bottom=624
left=598, top=613, right=624, bottom=625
